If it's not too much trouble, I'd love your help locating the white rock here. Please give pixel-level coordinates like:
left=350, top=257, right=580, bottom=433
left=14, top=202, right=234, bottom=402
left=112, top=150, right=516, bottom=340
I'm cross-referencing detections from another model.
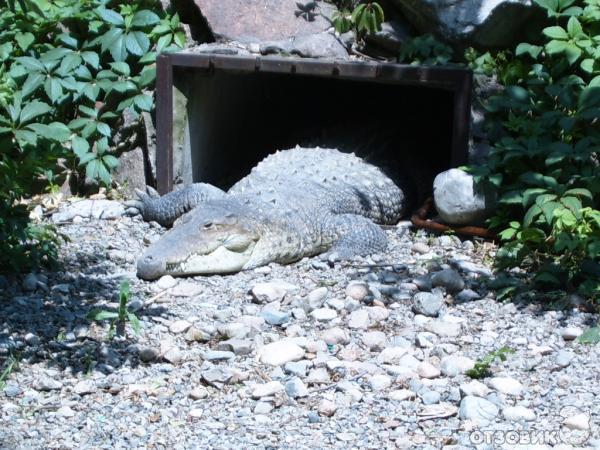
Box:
left=310, top=308, right=338, bottom=321
left=459, top=396, right=499, bottom=423
left=564, top=413, right=590, bottom=430
left=388, top=389, right=415, bottom=401
left=440, top=356, right=475, bottom=377
left=502, top=406, right=536, bottom=421
left=425, top=320, right=462, bottom=337
left=169, top=320, right=191, bottom=334
left=189, top=408, right=204, bottom=418
left=73, top=380, right=96, bottom=396
left=368, top=306, right=389, bottom=323
left=156, top=275, right=177, bottom=290
left=306, top=368, right=330, bottom=384
left=189, top=387, right=209, bottom=400
left=56, top=406, right=76, bottom=418
left=307, top=287, right=328, bottom=309
left=417, top=362, right=441, bottom=379
left=250, top=282, right=287, bottom=303
left=488, top=377, right=524, bottom=396
left=318, top=399, right=337, bottom=417
left=361, top=331, right=387, bottom=351
left=459, top=380, right=490, bottom=398
left=377, top=347, right=408, bottom=364
left=252, top=381, right=284, bottom=399
left=169, top=282, right=203, bottom=297
left=52, top=199, right=124, bottom=222
left=369, top=374, right=392, bottom=391
left=433, top=168, right=494, bottom=225
left=560, top=327, right=583, bottom=341
left=348, top=309, right=370, bottom=329
left=285, top=378, right=309, bottom=398
left=321, top=327, right=350, bottom=345
left=258, top=341, right=305, bottom=366
left=346, top=282, right=369, bottom=301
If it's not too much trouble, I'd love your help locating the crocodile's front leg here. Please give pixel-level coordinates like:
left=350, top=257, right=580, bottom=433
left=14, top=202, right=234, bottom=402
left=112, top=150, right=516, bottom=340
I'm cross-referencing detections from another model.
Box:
left=322, top=213, right=388, bottom=260
left=126, top=183, right=227, bottom=227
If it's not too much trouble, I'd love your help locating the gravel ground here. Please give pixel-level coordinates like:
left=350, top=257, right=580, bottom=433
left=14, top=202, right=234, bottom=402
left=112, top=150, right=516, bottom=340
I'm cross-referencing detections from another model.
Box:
left=0, top=199, right=598, bottom=449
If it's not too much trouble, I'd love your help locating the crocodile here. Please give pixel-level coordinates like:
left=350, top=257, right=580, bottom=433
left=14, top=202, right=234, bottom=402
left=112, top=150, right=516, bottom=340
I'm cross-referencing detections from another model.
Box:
left=131, top=146, right=407, bottom=279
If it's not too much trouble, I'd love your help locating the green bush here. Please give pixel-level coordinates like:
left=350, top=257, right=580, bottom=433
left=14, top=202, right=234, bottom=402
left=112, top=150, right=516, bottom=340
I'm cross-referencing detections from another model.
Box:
left=0, top=0, right=184, bottom=272
left=332, top=1, right=384, bottom=42
left=468, top=0, right=600, bottom=305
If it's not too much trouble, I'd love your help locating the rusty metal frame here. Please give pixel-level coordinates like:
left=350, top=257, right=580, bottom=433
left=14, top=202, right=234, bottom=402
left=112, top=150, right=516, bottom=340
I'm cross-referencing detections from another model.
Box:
left=156, top=53, right=472, bottom=194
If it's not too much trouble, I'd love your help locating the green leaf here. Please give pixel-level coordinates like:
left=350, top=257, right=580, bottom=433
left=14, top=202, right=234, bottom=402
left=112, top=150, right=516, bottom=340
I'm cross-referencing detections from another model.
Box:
left=102, top=154, right=119, bottom=169
left=125, top=31, right=150, bottom=56
left=21, top=73, right=45, bottom=98
left=81, top=51, right=100, bottom=69
left=578, top=86, right=600, bottom=112
left=131, top=10, right=160, bottom=27
left=97, top=8, right=125, bottom=26
left=543, top=26, right=568, bottom=39
left=15, top=32, right=34, bottom=52
left=110, top=62, right=130, bottom=76
left=564, top=44, right=582, bottom=64
left=156, top=34, right=172, bottom=53
left=16, top=56, right=45, bottom=72
left=577, top=327, right=600, bottom=345
left=515, top=43, right=542, bottom=59
left=174, top=31, right=186, bottom=48
left=15, top=129, right=37, bottom=145
left=109, top=35, right=128, bottom=62
left=96, top=122, right=111, bottom=137
left=79, top=105, right=98, bottom=118
left=59, top=53, right=82, bottom=74
left=28, top=122, right=71, bottom=142
left=133, top=94, right=153, bottom=111
left=127, top=312, right=141, bottom=335
left=97, top=161, right=111, bottom=185
left=56, top=33, right=78, bottom=49
left=138, top=66, right=156, bottom=87
left=19, top=101, right=52, bottom=124
left=112, top=81, right=137, bottom=93
left=566, top=16, right=583, bottom=37
left=520, top=227, right=546, bottom=243
left=541, top=201, right=561, bottom=224
left=524, top=204, right=542, bottom=227
left=564, top=188, right=592, bottom=201
left=87, top=309, right=119, bottom=321
left=44, top=78, right=63, bottom=103
left=139, top=52, right=157, bottom=64
left=560, top=196, right=582, bottom=217
left=522, top=188, right=547, bottom=208
left=580, top=59, right=595, bottom=73
left=72, top=136, right=89, bottom=158
left=545, top=39, right=568, bottom=54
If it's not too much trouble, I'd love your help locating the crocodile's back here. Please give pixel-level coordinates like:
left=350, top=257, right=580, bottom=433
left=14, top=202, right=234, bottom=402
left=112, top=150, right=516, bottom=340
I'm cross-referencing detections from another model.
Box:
left=228, top=146, right=405, bottom=224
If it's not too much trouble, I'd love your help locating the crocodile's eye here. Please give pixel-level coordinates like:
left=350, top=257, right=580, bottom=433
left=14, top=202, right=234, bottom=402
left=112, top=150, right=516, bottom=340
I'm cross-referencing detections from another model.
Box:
left=202, top=221, right=214, bottom=230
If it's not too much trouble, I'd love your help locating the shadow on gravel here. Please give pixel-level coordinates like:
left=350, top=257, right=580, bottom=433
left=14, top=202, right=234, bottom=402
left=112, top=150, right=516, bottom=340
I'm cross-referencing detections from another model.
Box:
left=0, top=252, right=169, bottom=377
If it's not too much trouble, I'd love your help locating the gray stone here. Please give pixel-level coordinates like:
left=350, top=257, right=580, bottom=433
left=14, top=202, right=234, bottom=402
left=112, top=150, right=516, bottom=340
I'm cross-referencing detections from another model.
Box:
left=421, top=390, right=441, bottom=405
left=306, top=368, right=330, bottom=385
left=201, top=367, right=233, bottom=387
left=560, top=327, right=583, bottom=341
left=260, top=32, right=348, bottom=59
left=254, top=401, right=273, bottom=414
left=113, top=146, right=147, bottom=197
left=284, top=360, right=311, bottom=377
left=346, top=282, right=369, bottom=301
left=169, top=320, right=191, bottom=334
left=488, top=377, right=524, bottom=396
left=285, top=378, right=309, bottom=398
left=390, top=0, right=539, bottom=49
left=52, top=199, right=125, bottom=222
left=348, top=309, right=370, bottom=329
left=192, top=0, right=336, bottom=43
left=24, top=333, right=40, bottom=346
left=3, top=385, right=21, bottom=398
left=455, top=289, right=481, bottom=302
left=361, top=331, right=387, bottom=351
left=204, top=350, right=235, bottom=361
left=366, top=19, right=411, bottom=53
left=459, top=396, right=499, bottom=423
left=35, top=376, right=62, bottom=391
left=251, top=282, right=287, bottom=303
left=261, top=310, right=290, bottom=326
left=459, top=380, right=490, bottom=398
left=425, top=320, right=462, bottom=337
left=433, top=169, right=495, bottom=225
left=307, top=287, right=328, bottom=309
left=216, top=339, right=253, bottom=356
left=22, top=273, right=38, bottom=292
left=555, top=350, right=575, bottom=368
left=431, top=269, right=465, bottom=294
left=413, top=292, right=444, bottom=317
left=138, top=346, right=159, bottom=362
left=156, top=275, right=177, bottom=290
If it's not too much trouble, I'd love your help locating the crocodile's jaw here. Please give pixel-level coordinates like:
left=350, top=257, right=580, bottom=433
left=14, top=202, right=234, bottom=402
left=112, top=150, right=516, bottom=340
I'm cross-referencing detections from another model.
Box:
left=136, top=202, right=261, bottom=280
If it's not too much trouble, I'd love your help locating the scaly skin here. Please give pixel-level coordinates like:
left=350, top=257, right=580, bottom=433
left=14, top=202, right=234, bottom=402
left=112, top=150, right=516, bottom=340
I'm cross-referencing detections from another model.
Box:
left=132, top=147, right=406, bottom=279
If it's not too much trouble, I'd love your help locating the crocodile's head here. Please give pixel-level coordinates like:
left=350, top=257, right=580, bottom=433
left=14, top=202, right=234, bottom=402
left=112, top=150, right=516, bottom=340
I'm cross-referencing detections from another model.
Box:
left=136, top=201, right=261, bottom=279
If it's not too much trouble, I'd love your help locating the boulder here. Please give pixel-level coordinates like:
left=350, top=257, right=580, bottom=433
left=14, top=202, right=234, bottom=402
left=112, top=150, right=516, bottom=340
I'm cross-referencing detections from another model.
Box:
left=260, top=32, right=349, bottom=59
left=113, top=147, right=148, bottom=198
left=433, top=168, right=495, bottom=225
left=389, top=0, right=541, bottom=49
left=191, top=0, right=337, bottom=43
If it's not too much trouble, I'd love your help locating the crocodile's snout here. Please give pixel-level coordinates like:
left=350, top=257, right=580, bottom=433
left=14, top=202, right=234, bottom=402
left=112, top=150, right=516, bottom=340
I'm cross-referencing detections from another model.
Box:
left=137, top=254, right=166, bottom=280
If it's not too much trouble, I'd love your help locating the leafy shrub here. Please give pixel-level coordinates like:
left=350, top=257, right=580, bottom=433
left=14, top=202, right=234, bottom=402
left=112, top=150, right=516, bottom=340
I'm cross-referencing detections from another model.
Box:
left=399, top=34, right=454, bottom=65
left=0, top=0, right=184, bottom=272
left=332, top=1, right=385, bottom=42
left=468, top=0, right=600, bottom=305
